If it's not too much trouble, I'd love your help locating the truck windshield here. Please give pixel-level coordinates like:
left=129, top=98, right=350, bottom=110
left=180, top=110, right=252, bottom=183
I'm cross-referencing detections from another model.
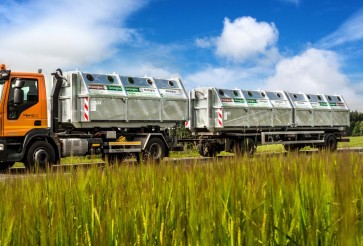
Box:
left=0, top=79, right=5, bottom=101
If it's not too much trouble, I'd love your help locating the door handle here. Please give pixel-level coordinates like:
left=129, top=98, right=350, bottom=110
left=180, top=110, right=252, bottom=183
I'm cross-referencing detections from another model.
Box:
left=34, top=120, right=41, bottom=126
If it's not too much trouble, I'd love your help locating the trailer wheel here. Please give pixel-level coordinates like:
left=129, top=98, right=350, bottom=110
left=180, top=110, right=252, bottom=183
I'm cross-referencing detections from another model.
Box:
left=324, top=134, right=337, bottom=151
left=243, top=138, right=255, bottom=156
left=197, top=142, right=218, bottom=157
left=198, top=143, right=209, bottom=157
left=24, top=141, right=56, bottom=168
left=143, top=138, right=166, bottom=162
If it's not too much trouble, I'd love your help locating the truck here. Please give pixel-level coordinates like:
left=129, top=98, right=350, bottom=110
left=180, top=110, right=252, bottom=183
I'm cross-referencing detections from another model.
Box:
left=0, top=64, right=188, bottom=170
left=0, top=65, right=350, bottom=170
left=187, top=87, right=350, bottom=157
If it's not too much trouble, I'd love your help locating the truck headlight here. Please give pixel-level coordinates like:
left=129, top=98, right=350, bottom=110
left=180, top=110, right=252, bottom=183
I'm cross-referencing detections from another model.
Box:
left=0, top=144, right=4, bottom=151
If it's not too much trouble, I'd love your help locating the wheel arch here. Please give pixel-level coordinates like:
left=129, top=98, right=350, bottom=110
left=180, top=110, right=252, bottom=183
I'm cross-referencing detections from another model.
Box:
left=136, top=133, right=170, bottom=157
left=22, top=129, right=61, bottom=163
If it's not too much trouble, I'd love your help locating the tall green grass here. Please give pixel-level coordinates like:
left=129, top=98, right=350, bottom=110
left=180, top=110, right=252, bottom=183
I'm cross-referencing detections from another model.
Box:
left=0, top=152, right=362, bottom=245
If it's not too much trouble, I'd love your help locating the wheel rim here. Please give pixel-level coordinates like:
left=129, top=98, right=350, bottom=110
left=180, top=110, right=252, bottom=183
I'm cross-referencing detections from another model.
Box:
left=33, top=148, right=49, bottom=165
left=198, top=143, right=208, bottom=157
left=149, top=143, right=162, bottom=159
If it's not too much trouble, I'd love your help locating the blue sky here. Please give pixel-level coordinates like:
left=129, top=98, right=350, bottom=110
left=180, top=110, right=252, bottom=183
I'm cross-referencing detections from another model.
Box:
left=0, top=0, right=362, bottom=110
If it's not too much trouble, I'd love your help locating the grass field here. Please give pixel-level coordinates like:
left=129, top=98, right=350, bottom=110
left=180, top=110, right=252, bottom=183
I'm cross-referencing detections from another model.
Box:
left=1, top=150, right=363, bottom=245
left=340, top=136, right=363, bottom=148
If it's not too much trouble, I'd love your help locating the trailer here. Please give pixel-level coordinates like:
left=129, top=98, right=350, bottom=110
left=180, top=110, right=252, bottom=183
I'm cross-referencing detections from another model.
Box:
left=188, top=87, right=350, bottom=157
left=0, top=65, right=188, bottom=170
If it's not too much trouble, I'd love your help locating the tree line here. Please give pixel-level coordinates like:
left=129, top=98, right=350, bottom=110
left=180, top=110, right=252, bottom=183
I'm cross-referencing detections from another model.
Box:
left=349, top=111, right=363, bottom=136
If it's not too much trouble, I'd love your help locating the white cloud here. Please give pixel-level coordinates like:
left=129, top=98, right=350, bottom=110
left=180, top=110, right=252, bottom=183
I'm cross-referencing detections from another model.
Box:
left=265, top=48, right=362, bottom=111
left=195, top=17, right=279, bottom=63
left=185, top=67, right=245, bottom=88
left=318, top=8, right=363, bottom=48
left=0, top=0, right=146, bottom=73
left=183, top=65, right=272, bottom=91
left=215, top=17, right=279, bottom=63
left=195, top=37, right=216, bottom=49
left=120, top=63, right=180, bottom=79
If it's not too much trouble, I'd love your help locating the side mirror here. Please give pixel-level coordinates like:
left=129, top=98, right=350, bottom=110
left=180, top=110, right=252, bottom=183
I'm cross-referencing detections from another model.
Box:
left=13, top=79, right=25, bottom=106
left=14, top=88, right=24, bottom=106
left=14, top=78, right=25, bottom=88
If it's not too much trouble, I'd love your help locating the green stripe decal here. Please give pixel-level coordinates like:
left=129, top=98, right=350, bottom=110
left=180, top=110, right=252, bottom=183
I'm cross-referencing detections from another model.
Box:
left=125, top=87, right=141, bottom=92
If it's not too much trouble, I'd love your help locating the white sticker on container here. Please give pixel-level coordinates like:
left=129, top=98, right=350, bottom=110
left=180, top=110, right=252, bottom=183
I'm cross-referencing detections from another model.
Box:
left=224, top=111, right=230, bottom=120
left=90, top=100, right=101, bottom=111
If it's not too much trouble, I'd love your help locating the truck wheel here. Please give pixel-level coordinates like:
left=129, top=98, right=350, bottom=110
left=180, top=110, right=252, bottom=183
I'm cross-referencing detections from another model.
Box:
left=25, top=141, right=56, bottom=168
left=324, top=134, right=337, bottom=151
left=143, top=138, right=166, bottom=162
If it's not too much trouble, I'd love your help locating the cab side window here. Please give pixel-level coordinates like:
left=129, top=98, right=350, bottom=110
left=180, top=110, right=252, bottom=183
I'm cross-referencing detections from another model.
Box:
left=8, top=78, right=39, bottom=119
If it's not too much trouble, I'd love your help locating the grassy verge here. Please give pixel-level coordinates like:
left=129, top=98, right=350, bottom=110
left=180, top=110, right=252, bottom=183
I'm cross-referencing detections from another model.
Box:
left=339, top=136, right=363, bottom=148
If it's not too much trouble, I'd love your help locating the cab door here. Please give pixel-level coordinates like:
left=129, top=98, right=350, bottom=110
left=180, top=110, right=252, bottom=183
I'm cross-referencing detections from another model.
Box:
left=3, top=76, right=44, bottom=137
left=0, top=79, right=8, bottom=140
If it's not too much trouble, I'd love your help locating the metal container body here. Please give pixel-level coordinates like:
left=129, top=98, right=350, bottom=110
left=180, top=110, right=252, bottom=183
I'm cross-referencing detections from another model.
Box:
left=216, top=88, right=249, bottom=128
left=89, top=97, right=127, bottom=121
left=222, top=107, right=249, bottom=127
left=154, top=78, right=188, bottom=122
left=325, top=94, right=350, bottom=126
left=307, top=94, right=332, bottom=126
left=58, top=72, right=188, bottom=129
left=286, top=92, right=314, bottom=127
left=241, top=90, right=274, bottom=127
left=189, top=88, right=276, bottom=130
left=189, top=88, right=250, bottom=129
left=265, top=91, right=293, bottom=127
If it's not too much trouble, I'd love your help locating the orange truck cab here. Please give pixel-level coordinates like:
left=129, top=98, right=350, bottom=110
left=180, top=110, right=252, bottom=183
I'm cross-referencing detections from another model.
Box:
left=0, top=64, right=61, bottom=169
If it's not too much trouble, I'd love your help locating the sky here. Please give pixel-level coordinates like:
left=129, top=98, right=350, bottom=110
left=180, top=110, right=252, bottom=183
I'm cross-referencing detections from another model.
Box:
left=0, top=0, right=362, bottom=111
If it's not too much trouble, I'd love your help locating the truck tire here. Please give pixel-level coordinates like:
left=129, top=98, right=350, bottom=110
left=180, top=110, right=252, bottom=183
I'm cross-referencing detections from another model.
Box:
left=24, top=141, right=56, bottom=168
left=198, top=144, right=210, bottom=157
left=324, top=134, right=337, bottom=151
left=143, top=138, right=166, bottom=162
left=197, top=141, right=218, bottom=157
